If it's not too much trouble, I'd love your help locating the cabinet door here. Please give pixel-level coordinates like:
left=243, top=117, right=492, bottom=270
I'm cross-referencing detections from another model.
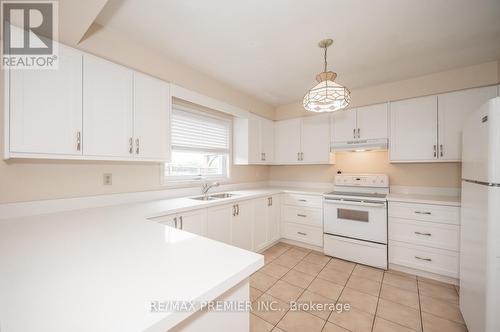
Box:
left=332, top=110, right=357, bottom=142
left=232, top=200, right=254, bottom=251
left=179, top=209, right=207, bottom=236
left=248, top=114, right=262, bottom=163
left=133, top=73, right=170, bottom=161
left=253, top=197, right=269, bottom=251
left=206, top=204, right=233, bottom=245
left=301, top=114, right=331, bottom=163
left=356, top=103, right=388, bottom=140
left=260, top=118, right=274, bottom=163
left=83, top=55, right=133, bottom=157
left=274, top=118, right=301, bottom=163
left=438, top=86, right=497, bottom=161
left=9, top=45, right=82, bottom=155
left=268, top=195, right=281, bottom=243
left=390, top=96, right=438, bottom=162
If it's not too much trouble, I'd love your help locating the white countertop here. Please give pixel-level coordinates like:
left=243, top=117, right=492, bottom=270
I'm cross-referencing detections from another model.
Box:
left=0, top=186, right=326, bottom=332
left=387, top=192, right=461, bottom=206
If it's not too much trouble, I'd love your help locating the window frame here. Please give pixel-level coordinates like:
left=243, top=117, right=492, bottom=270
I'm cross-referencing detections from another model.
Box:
left=162, top=104, right=232, bottom=185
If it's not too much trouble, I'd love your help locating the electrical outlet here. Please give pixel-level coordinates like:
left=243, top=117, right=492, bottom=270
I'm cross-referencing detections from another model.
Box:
left=103, top=173, right=112, bottom=185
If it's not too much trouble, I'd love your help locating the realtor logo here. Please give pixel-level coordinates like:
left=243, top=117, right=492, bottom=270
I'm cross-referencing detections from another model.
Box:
left=1, top=0, right=58, bottom=69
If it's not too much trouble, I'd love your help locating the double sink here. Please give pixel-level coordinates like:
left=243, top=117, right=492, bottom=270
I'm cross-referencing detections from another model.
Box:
left=190, top=193, right=237, bottom=201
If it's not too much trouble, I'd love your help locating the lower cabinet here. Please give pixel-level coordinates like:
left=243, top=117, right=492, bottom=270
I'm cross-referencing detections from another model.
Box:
left=231, top=200, right=254, bottom=251
left=149, top=209, right=207, bottom=237
left=253, top=195, right=281, bottom=252
left=388, top=201, right=460, bottom=279
left=281, top=193, right=323, bottom=247
left=206, top=204, right=233, bottom=245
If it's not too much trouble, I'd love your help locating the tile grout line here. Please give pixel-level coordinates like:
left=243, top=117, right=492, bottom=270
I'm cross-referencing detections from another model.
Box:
left=369, top=270, right=384, bottom=332
left=417, top=278, right=424, bottom=332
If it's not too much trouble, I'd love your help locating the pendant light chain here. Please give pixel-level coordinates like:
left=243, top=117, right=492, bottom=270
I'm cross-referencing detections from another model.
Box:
left=324, top=46, right=328, bottom=72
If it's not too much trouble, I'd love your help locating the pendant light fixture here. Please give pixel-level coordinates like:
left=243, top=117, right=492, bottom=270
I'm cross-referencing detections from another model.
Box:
left=303, top=39, right=351, bottom=112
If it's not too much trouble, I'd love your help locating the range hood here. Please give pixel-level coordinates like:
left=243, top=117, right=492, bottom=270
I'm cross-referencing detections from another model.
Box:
left=331, top=138, right=388, bottom=152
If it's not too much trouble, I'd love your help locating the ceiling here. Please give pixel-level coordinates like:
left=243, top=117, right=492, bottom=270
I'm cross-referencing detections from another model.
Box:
left=95, top=0, right=500, bottom=106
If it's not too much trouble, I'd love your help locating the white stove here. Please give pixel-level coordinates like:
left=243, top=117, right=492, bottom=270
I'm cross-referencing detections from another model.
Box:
left=323, top=174, right=389, bottom=269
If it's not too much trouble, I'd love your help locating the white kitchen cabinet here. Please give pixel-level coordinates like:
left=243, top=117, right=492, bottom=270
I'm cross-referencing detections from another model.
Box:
left=253, top=195, right=281, bottom=252
left=300, top=114, right=331, bottom=163
left=233, top=114, right=274, bottom=165
left=231, top=200, right=254, bottom=251
left=274, top=115, right=331, bottom=164
left=83, top=54, right=134, bottom=158
left=274, top=118, right=302, bottom=163
left=260, top=117, right=274, bottom=163
left=206, top=204, right=233, bottom=245
left=331, top=103, right=387, bottom=143
left=356, top=103, right=388, bottom=140
left=437, top=86, right=497, bottom=161
left=133, top=72, right=171, bottom=161
left=8, top=44, right=83, bottom=156
left=332, top=109, right=357, bottom=142
left=389, top=95, right=438, bottom=162
left=151, top=209, right=207, bottom=237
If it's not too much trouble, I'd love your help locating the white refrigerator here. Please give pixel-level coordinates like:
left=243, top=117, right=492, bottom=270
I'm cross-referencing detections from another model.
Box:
left=460, top=96, right=500, bottom=332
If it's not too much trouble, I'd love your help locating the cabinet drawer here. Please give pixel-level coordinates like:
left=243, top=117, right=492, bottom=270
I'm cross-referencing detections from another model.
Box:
left=389, top=202, right=459, bottom=225
left=283, top=222, right=323, bottom=246
left=284, top=193, right=322, bottom=208
left=389, top=218, right=459, bottom=251
left=282, top=206, right=322, bottom=227
left=389, top=240, right=459, bottom=278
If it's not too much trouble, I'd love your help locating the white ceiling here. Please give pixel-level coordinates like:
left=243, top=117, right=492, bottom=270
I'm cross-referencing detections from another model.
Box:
left=95, top=0, right=500, bottom=106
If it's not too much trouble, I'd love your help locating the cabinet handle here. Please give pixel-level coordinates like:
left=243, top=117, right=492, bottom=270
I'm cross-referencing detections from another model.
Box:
left=300, top=152, right=304, bottom=160
left=357, top=128, right=360, bottom=138
left=270, top=197, right=273, bottom=206
left=232, top=205, right=236, bottom=216
left=433, top=145, right=437, bottom=157
left=297, top=214, right=307, bottom=218
left=129, top=137, right=133, bottom=154
left=263, top=152, right=266, bottom=161
left=298, top=199, right=307, bottom=202
left=179, top=216, right=183, bottom=229
left=414, top=211, right=431, bottom=215
left=414, top=231, right=432, bottom=236
left=440, top=144, right=444, bottom=157
left=174, top=217, right=178, bottom=228
left=237, top=204, right=240, bottom=216
left=76, top=132, right=81, bottom=151
left=135, top=138, right=140, bottom=154
left=353, top=128, right=356, bottom=139
left=415, top=256, right=432, bottom=262
left=297, top=231, right=307, bottom=236
left=297, top=152, right=300, bottom=161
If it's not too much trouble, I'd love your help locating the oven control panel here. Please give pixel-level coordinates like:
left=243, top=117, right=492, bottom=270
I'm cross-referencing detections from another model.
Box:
left=334, top=174, right=389, bottom=187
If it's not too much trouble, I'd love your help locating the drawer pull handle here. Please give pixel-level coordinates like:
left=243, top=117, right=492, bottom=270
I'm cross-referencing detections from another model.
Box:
left=297, top=231, right=307, bottom=236
left=414, top=231, right=432, bottom=236
left=415, top=256, right=432, bottom=262
left=414, top=211, right=431, bottom=215
left=297, top=214, right=307, bottom=217
left=298, top=199, right=307, bottom=202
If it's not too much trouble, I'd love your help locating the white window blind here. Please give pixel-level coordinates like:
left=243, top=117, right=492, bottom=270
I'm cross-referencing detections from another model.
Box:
left=171, top=109, right=230, bottom=153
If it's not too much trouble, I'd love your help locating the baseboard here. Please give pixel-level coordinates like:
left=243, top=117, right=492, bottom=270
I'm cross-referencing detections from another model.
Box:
left=279, top=238, right=324, bottom=253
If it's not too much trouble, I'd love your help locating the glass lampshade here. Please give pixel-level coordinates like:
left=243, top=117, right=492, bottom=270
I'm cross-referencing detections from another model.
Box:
left=303, top=79, right=351, bottom=113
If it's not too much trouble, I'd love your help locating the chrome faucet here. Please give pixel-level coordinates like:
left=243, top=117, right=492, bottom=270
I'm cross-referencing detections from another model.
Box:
left=201, top=181, right=220, bottom=195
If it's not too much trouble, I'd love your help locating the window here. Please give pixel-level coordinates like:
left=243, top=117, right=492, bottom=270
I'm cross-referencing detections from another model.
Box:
left=164, top=107, right=231, bottom=181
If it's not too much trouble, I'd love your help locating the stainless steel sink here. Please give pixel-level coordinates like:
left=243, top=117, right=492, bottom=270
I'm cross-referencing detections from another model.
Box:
left=209, top=193, right=236, bottom=199
left=190, top=193, right=237, bottom=201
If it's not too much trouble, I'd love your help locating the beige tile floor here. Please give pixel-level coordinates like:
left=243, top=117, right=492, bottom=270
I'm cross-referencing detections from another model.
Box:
left=250, top=242, right=467, bottom=332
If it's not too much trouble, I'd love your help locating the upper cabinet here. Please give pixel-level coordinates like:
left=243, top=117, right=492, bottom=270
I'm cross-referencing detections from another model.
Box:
left=5, top=43, right=171, bottom=162
left=133, top=72, right=171, bottom=161
left=332, top=103, right=388, bottom=142
left=437, top=86, right=497, bottom=161
left=83, top=55, right=134, bottom=158
left=274, top=114, right=331, bottom=164
left=390, top=95, right=438, bottom=162
left=233, top=113, right=274, bottom=165
left=8, top=45, right=83, bottom=156
left=390, top=86, right=497, bottom=162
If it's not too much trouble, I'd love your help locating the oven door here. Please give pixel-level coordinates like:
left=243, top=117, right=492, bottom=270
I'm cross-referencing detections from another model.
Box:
left=323, top=198, right=387, bottom=244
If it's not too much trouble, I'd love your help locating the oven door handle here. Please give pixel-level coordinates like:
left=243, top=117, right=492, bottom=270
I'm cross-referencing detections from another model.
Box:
left=324, top=198, right=386, bottom=208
